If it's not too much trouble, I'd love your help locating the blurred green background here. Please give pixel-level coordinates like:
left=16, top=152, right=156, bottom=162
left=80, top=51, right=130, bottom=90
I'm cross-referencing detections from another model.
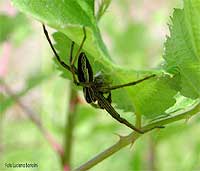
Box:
left=0, top=0, right=200, bottom=171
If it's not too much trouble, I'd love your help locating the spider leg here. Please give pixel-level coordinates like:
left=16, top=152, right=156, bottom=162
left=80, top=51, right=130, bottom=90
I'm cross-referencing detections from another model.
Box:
left=69, top=41, right=75, bottom=62
left=104, top=74, right=156, bottom=91
left=142, top=125, right=165, bottom=133
left=69, top=27, right=87, bottom=86
left=42, top=24, right=71, bottom=71
left=95, top=92, right=144, bottom=133
left=69, top=41, right=80, bottom=85
left=70, top=27, right=86, bottom=66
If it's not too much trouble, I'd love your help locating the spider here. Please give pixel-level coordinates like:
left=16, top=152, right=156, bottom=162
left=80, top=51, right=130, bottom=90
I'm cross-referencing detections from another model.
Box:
left=42, top=24, right=156, bottom=134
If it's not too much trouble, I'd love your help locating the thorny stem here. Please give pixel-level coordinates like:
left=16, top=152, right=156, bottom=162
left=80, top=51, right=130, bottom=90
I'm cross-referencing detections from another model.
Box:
left=74, top=132, right=141, bottom=171
left=73, top=102, right=200, bottom=171
left=63, top=84, right=79, bottom=170
left=1, top=80, right=64, bottom=156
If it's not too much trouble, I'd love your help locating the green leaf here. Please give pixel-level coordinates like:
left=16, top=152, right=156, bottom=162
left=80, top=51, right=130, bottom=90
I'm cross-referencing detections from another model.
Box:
left=52, top=31, right=77, bottom=79
left=12, top=0, right=179, bottom=119
left=12, top=0, right=110, bottom=61
left=112, top=72, right=179, bottom=118
left=166, top=94, right=198, bottom=114
left=164, top=1, right=200, bottom=99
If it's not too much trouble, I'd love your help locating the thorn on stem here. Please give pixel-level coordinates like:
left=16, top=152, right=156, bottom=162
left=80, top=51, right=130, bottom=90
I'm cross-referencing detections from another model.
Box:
left=113, top=133, right=124, bottom=140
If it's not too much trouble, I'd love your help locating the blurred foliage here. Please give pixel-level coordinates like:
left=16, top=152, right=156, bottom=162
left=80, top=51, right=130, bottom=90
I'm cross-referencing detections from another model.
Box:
left=96, top=0, right=112, bottom=21
left=0, top=0, right=200, bottom=171
left=0, top=14, right=13, bottom=43
left=0, top=72, right=53, bottom=114
left=0, top=13, right=31, bottom=45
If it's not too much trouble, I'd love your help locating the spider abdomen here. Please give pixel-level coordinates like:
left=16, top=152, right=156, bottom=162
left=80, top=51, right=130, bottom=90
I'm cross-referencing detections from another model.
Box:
left=83, top=87, right=96, bottom=103
left=77, top=52, right=93, bottom=83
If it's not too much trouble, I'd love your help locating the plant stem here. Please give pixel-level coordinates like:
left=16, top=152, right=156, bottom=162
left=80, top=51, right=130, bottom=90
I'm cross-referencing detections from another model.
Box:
left=73, top=133, right=141, bottom=171
left=73, top=101, right=200, bottom=171
left=147, top=135, right=156, bottom=171
left=135, top=112, right=141, bottom=128
left=63, top=84, right=79, bottom=170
